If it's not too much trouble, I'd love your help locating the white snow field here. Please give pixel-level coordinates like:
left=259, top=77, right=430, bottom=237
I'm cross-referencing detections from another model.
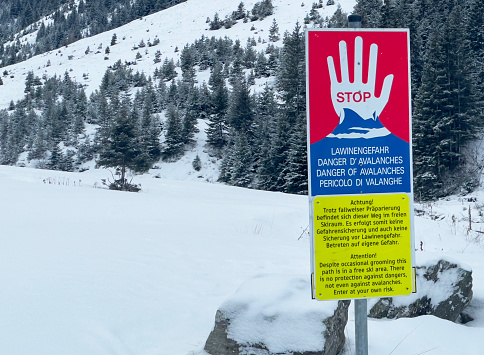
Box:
left=1, top=165, right=484, bottom=355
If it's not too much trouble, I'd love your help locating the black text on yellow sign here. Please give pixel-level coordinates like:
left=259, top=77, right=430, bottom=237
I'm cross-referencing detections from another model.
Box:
left=313, top=194, right=413, bottom=300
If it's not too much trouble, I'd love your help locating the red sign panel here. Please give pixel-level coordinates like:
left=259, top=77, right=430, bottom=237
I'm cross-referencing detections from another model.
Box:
left=307, top=30, right=410, bottom=144
left=306, top=29, right=412, bottom=197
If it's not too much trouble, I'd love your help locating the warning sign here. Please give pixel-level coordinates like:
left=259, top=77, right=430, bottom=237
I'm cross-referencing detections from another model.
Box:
left=306, top=29, right=415, bottom=301
left=306, top=30, right=412, bottom=197
left=313, top=194, right=413, bottom=300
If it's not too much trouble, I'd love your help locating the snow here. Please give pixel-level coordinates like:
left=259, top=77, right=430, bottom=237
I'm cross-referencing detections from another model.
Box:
left=221, top=274, right=339, bottom=353
left=0, top=0, right=356, bottom=110
left=0, top=165, right=309, bottom=355
left=0, top=163, right=484, bottom=355
left=366, top=255, right=470, bottom=309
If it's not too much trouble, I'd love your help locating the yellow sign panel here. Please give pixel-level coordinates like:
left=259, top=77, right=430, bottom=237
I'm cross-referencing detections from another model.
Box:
left=313, top=194, right=412, bottom=300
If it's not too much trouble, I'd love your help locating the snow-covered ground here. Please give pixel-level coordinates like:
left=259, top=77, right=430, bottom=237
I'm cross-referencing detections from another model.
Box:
left=0, top=164, right=484, bottom=355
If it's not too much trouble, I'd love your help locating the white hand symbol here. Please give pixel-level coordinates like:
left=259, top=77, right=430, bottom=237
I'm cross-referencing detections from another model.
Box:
left=327, top=36, right=393, bottom=123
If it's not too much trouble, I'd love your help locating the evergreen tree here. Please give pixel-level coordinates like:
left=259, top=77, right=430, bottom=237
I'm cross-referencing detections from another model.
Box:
left=466, top=0, right=484, bottom=113
left=268, top=18, right=280, bottom=42
left=413, top=10, right=479, bottom=199
left=226, top=78, right=254, bottom=134
left=354, top=0, right=383, bottom=28
left=160, top=57, right=177, bottom=82
left=135, top=85, right=161, bottom=170
left=163, top=105, right=184, bottom=159
left=254, top=51, right=269, bottom=78
left=255, top=85, right=279, bottom=190
left=154, top=50, right=162, bottom=64
left=282, top=119, right=308, bottom=194
left=182, top=89, right=200, bottom=144
left=233, top=2, right=247, bottom=21
left=92, top=91, right=112, bottom=147
left=49, top=140, right=63, bottom=170
left=277, top=23, right=306, bottom=126
left=97, top=94, right=140, bottom=190
left=219, top=132, right=252, bottom=187
left=209, top=12, right=223, bottom=30
left=243, top=43, right=257, bottom=69
left=180, top=45, right=196, bottom=83
left=28, top=117, right=48, bottom=162
left=379, top=0, right=398, bottom=28
left=206, top=63, right=229, bottom=149
left=192, top=154, right=202, bottom=171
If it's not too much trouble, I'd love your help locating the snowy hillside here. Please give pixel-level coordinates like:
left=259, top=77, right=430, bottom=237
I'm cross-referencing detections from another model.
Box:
left=0, top=0, right=355, bottom=109
left=1, top=165, right=484, bottom=355
left=0, top=0, right=356, bottom=183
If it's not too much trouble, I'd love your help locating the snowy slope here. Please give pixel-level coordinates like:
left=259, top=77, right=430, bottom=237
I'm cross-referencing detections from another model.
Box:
left=0, top=0, right=356, bottom=110
left=0, top=0, right=357, bottom=178
left=1, top=165, right=484, bottom=355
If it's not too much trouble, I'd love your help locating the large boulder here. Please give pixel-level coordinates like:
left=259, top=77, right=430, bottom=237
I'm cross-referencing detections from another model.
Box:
left=368, top=258, right=473, bottom=322
left=204, top=274, right=350, bottom=355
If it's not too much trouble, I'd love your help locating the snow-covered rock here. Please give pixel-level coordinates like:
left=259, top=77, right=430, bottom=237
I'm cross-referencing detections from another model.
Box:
left=368, top=258, right=473, bottom=322
left=204, top=274, right=350, bottom=355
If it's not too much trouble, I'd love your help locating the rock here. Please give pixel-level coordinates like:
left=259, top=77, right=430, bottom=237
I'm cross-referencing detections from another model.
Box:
left=368, top=258, right=473, bottom=322
left=204, top=274, right=350, bottom=355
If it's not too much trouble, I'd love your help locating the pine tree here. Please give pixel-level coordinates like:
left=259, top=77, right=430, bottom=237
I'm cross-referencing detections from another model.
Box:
left=413, top=9, right=479, bottom=199
left=206, top=63, right=228, bottom=149
left=182, top=89, right=200, bottom=144
left=233, top=2, right=247, bottom=20
left=466, top=0, right=484, bottom=114
left=161, top=58, right=177, bottom=82
left=28, top=118, right=48, bottom=162
left=243, top=44, right=257, bottom=69
left=255, top=85, right=279, bottom=190
left=226, top=78, right=254, bottom=134
left=277, top=23, right=306, bottom=126
left=92, top=91, right=112, bottom=148
left=154, top=50, right=162, bottom=64
left=209, top=12, right=223, bottom=30
left=219, top=132, right=252, bottom=187
left=413, top=27, right=449, bottom=198
left=254, top=51, right=269, bottom=78
left=379, top=0, right=398, bottom=28
left=163, top=105, right=184, bottom=159
left=282, top=120, right=308, bottom=194
left=180, top=45, right=196, bottom=83
left=49, top=141, right=63, bottom=170
left=135, top=85, right=161, bottom=170
left=354, top=0, right=383, bottom=28
left=192, top=154, right=202, bottom=171
left=269, top=18, right=280, bottom=42
left=97, top=94, right=140, bottom=190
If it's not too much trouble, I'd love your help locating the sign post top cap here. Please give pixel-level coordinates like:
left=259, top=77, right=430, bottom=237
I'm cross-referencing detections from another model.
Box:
left=348, top=13, right=362, bottom=28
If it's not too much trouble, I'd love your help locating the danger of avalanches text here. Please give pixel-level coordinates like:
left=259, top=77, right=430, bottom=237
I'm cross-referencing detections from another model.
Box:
left=315, top=145, right=405, bottom=188
left=319, top=255, right=409, bottom=297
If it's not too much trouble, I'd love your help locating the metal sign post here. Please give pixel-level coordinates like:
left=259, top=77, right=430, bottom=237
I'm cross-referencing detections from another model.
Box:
left=351, top=15, right=368, bottom=355
left=306, top=15, right=415, bottom=355
left=355, top=297, right=368, bottom=355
